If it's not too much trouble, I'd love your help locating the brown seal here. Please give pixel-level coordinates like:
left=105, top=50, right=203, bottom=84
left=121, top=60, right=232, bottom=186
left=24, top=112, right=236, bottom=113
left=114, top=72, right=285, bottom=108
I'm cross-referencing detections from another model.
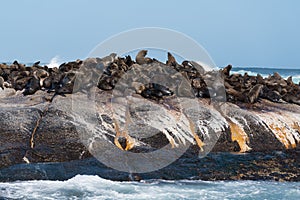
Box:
left=135, top=50, right=153, bottom=65
left=247, top=84, right=263, bottom=103
left=166, top=52, right=177, bottom=66
left=33, top=69, right=49, bottom=87
left=226, top=87, right=247, bottom=102
left=221, top=64, right=232, bottom=77
left=23, top=77, right=40, bottom=95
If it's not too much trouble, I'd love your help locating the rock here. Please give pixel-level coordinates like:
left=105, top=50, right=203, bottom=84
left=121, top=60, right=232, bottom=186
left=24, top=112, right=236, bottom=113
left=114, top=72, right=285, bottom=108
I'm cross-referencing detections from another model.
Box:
left=0, top=54, right=300, bottom=182
left=0, top=89, right=299, bottom=181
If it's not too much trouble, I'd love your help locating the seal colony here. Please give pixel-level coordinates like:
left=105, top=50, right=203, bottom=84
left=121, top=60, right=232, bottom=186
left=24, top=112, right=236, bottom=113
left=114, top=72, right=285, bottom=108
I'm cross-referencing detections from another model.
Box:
left=1, top=50, right=300, bottom=105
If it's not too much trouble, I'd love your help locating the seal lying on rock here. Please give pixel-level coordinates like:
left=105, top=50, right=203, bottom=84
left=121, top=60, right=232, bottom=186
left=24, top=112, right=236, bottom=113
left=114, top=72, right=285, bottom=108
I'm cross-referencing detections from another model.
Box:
left=140, top=83, right=174, bottom=101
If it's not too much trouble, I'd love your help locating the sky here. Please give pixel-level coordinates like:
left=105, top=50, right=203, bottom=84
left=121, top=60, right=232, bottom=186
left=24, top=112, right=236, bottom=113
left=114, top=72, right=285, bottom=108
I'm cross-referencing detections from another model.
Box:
left=0, top=0, right=299, bottom=68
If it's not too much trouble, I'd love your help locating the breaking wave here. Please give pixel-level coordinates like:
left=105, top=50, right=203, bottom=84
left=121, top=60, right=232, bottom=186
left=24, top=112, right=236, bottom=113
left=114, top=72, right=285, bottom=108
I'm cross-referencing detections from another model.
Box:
left=47, top=56, right=62, bottom=68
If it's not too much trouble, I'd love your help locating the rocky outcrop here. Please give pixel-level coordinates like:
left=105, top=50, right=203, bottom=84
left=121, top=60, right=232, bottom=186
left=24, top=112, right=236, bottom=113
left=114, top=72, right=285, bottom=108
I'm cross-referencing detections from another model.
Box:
left=0, top=88, right=299, bottom=182
left=0, top=52, right=300, bottom=182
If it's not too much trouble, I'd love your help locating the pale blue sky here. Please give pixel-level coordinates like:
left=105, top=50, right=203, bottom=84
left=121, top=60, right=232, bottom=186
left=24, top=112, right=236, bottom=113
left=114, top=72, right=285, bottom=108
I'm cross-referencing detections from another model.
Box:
left=0, top=0, right=299, bottom=68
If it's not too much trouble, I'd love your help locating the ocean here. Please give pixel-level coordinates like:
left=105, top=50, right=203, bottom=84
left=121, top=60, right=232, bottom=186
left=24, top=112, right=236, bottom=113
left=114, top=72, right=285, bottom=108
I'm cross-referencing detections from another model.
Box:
left=0, top=65, right=300, bottom=199
left=0, top=175, right=299, bottom=200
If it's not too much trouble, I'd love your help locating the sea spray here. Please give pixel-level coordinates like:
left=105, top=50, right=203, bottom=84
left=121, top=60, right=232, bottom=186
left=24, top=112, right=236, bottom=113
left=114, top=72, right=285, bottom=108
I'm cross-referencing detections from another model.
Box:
left=47, top=56, right=63, bottom=68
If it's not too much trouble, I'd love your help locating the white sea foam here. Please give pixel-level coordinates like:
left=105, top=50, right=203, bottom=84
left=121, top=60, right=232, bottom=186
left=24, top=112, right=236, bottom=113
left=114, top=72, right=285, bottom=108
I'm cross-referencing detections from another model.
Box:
left=292, top=75, right=300, bottom=84
left=47, top=56, right=62, bottom=68
left=0, top=175, right=299, bottom=200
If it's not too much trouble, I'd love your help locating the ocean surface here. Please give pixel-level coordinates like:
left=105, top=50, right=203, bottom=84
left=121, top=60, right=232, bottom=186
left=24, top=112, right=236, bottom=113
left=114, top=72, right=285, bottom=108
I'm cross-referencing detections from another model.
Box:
left=1, top=64, right=300, bottom=199
left=0, top=175, right=299, bottom=200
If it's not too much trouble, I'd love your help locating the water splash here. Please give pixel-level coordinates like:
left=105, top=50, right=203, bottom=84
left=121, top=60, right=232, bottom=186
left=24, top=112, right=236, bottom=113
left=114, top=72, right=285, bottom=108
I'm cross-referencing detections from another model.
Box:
left=47, top=56, right=62, bottom=68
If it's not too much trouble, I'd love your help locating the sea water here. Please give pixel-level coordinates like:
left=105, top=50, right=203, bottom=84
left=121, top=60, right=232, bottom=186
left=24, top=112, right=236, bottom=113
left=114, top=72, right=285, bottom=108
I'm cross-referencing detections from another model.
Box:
left=0, top=175, right=299, bottom=200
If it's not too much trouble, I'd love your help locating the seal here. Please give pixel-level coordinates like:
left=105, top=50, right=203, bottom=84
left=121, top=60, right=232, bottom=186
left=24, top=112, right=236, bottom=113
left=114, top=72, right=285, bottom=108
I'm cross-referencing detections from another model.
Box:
left=0, top=76, right=4, bottom=90
left=261, top=86, right=282, bottom=103
left=247, top=84, right=263, bottom=103
left=166, top=52, right=177, bottom=66
left=124, top=55, right=135, bottom=67
left=42, top=76, right=53, bottom=89
left=23, top=77, right=40, bottom=95
left=46, top=73, right=65, bottom=92
left=98, top=75, right=118, bottom=91
left=256, top=74, right=264, bottom=84
left=135, top=50, right=153, bottom=65
left=286, top=76, right=294, bottom=86
left=14, top=77, right=31, bottom=91
left=221, top=64, right=232, bottom=77
left=12, top=60, right=26, bottom=71
left=140, top=83, right=174, bottom=100
left=59, top=63, right=73, bottom=73
left=226, top=87, right=247, bottom=102
left=33, top=69, right=49, bottom=87
left=55, top=72, right=76, bottom=94
left=33, top=61, right=41, bottom=68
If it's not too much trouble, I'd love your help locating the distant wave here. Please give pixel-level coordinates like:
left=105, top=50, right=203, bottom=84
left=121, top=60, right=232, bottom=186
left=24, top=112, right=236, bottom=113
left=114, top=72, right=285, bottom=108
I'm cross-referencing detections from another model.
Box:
left=231, top=69, right=260, bottom=77
left=47, top=56, right=62, bottom=68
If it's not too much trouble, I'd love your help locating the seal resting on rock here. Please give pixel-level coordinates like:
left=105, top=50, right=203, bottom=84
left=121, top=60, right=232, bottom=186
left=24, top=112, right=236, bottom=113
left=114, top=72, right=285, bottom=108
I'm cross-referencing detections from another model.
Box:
left=140, top=83, right=174, bottom=101
left=135, top=50, right=153, bottom=65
